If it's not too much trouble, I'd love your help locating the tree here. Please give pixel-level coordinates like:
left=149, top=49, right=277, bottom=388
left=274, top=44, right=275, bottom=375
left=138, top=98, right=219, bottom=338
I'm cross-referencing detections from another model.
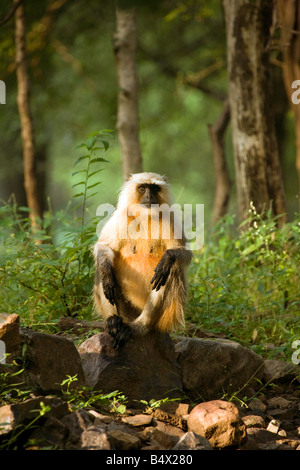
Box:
left=15, top=0, right=43, bottom=231
left=277, top=0, right=300, bottom=207
left=114, top=6, right=143, bottom=180
left=223, top=0, right=287, bottom=225
left=208, top=99, right=231, bottom=225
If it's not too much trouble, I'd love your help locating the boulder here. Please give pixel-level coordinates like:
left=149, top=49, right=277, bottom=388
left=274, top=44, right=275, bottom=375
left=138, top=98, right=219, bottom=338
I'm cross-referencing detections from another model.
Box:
left=0, top=313, right=21, bottom=363
left=176, top=337, right=264, bottom=401
left=20, top=328, right=85, bottom=393
left=78, top=331, right=182, bottom=406
left=187, top=400, right=247, bottom=448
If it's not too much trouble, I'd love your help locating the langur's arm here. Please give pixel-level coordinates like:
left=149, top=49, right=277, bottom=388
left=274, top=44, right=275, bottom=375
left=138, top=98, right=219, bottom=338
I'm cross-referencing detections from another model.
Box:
left=94, top=243, right=118, bottom=306
left=151, top=247, right=192, bottom=291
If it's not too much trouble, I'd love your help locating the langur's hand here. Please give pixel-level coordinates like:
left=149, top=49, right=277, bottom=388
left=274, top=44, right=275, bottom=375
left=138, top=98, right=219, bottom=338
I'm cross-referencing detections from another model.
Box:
left=151, top=250, right=176, bottom=291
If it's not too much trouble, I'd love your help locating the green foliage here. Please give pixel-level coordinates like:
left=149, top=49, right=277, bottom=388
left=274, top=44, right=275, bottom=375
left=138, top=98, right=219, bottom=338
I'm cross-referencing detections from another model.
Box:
left=60, top=374, right=127, bottom=414
left=187, top=208, right=300, bottom=359
left=0, top=401, right=51, bottom=450
left=0, top=130, right=112, bottom=326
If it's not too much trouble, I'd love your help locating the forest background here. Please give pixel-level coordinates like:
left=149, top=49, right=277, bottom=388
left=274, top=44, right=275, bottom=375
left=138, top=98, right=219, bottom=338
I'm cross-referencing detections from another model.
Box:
left=0, top=0, right=299, bottom=361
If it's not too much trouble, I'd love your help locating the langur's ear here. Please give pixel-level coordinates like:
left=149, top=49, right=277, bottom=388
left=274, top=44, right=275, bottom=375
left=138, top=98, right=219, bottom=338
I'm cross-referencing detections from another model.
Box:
left=126, top=173, right=133, bottom=181
left=162, top=175, right=168, bottom=183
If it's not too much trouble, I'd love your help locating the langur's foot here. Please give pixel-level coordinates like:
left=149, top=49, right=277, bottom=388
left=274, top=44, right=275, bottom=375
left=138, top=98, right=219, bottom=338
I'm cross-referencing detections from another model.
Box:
left=105, top=315, right=133, bottom=349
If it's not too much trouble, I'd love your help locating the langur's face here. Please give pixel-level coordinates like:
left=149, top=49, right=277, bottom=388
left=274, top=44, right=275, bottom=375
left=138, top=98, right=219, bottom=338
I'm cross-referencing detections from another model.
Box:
left=137, top=183, right=161, bottom=208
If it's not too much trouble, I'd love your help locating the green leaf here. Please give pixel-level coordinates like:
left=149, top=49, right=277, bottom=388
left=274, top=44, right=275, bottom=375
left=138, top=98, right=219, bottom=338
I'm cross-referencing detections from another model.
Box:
left=73, top=192, right=84, bottom=198
left=74, top=155, right=89, bottom=167
left=90, top=157, right=108, bottom=164
left=72, top=182, right=85, bottom=188
left=87, top=182, right=102, bottom=190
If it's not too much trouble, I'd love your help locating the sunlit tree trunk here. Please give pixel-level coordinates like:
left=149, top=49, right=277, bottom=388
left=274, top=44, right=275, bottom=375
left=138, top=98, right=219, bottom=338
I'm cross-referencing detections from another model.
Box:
left=277, top=0, right=300, bottom=208
left=15, top=0, right=42, bottom=231
left=223, top=0, right=287, bottom=226
left=114, top=7, right=143, bottom=180
left=209, top=99, right=231, bottom=225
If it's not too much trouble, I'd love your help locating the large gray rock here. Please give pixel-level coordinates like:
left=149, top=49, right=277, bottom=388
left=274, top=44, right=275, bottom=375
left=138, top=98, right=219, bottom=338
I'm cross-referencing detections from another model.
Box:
left=78, top=331, right=183, bottom=406
left=175, top=337, right=264, bottom=401
left=20, top=328, right=85, bottom=393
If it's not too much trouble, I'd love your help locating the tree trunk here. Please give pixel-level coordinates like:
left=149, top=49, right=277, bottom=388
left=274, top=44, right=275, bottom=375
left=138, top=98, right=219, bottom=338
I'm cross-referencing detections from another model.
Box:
left=223, top=0, right=287, bottom=226
left=277, top=0, right=300, bottom=208
left=114, top=7, right=143, bottom=180
left=209, top=99, right=231, bottom=225
left=15, top=0, right=43, bottom=230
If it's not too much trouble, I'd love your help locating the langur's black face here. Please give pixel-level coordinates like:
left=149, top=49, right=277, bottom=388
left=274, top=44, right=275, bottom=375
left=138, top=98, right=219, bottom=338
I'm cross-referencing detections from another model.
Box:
left=137, top=184, right=161, bottom=207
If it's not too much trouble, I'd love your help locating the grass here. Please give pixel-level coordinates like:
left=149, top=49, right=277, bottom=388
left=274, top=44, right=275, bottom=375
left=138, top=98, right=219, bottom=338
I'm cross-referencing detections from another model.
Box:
left=186, top=209, right=300, bottom=360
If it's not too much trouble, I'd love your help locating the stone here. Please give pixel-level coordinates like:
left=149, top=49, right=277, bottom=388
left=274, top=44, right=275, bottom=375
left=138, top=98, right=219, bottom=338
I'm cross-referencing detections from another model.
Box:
left=172, top=431, right=213, bottom=450
left=0, top=396, right=68, bottom=436
left=242, top=414, right=266, bottom=429
left=61, top=409, right=94, bottom=449
left=81, top=425, right=112, bottom=450
left=152, top=408, right=186, bottom=430
left=248, top=398, right=267, bottom=412
left=154, top=420, right=185, bottom=442
left=187, top=400, right=247, bottom=448
left=20, top=327, right=85, bottom=393
left=267, top=419, right=281, bottom=434
left=29, top=416, right=68, bottom=448
left=263, top=359, right=300, bottom=384
left=78, top=331, right=182, bottom=405
left=142, top=426, right=175, bottom=449
left=107, top=429, right=141, bottom=450
left=87, top=410, right=114, bottom=424
left=0, top=314, right=21, bottom=362
left=176, top=337, right=264, bottom=401
left=121, top=414, right=153, bottom=427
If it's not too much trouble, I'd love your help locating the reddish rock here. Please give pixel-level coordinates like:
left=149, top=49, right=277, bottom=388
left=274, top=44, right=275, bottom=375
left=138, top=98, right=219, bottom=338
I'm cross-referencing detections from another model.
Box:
left=187, top=400, right=247, bottom=448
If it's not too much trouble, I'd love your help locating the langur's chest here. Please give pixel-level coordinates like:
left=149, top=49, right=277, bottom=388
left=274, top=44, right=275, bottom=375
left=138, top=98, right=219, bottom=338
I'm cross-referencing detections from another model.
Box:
left=117, top=240, right=165, bottom=266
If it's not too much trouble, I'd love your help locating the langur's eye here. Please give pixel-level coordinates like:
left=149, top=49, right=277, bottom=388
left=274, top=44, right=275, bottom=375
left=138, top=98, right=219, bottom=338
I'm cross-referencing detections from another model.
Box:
left=138, top=186, right=146, bottom=193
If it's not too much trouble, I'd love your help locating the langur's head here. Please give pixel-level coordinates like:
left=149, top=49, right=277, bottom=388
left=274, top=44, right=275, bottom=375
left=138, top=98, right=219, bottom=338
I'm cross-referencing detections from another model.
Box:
left=117, top=172, right=172, bottom=209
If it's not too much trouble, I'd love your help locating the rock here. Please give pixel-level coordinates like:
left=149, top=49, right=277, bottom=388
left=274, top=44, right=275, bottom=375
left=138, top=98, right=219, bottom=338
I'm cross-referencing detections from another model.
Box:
left=152, top=408, right=186, bottom=430
left=246, top=427, right=281, bottom=444
left=159, top=402, right=191, bottom=418
left=87, top=410, right=114, bottom=424
left=20, top=327, right=85, bottom=393
left=154, top=420, right=185, bottom=443
left=267, top=419, right=281, bottom=434
left=29, top=416, right=68, bottom=448
left=0, top=314, right=21, bottom=363
left=107, top=429, right=141, bottom=450
left=142, top=426, right=175, bottom=449
left=172, top=431, right=213, bottom=450
left=248, top=397, right=267, bottom=412
left=187, top=400, right=247, bottom=448
left=242, top=414, right=266, bottom=429
left=81, top=425, right=112, bottom=450
left=61, top=409, right=94, bottom=450
left=267, top=397, right=293, bottom=409
left=0, top=396, right=68, bottom=436
left=78, top=331, right=182, bottom=405
left=263, top=359, right=300, bottom=384
left=121, top=414, right=153, bottom=427
left=176, top=337, right=264, bottom=401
